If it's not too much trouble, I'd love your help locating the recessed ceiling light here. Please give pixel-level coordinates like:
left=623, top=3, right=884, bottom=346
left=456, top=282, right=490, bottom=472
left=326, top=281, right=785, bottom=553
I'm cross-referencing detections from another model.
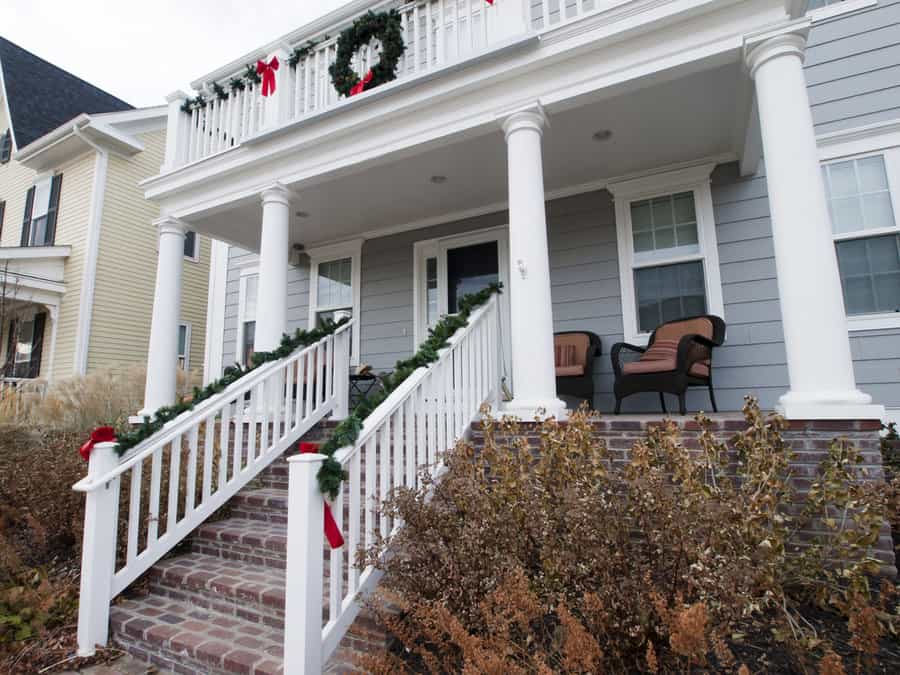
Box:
left=295, top=211, right=309, bottom=218
left=430, top=175, right=447, bottom=184
left=592, top=130, right=613, bottom=142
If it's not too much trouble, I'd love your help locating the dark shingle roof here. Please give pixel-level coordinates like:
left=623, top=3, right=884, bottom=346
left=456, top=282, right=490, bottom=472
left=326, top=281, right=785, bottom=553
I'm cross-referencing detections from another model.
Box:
left=0, top=36, right=133, bottom=149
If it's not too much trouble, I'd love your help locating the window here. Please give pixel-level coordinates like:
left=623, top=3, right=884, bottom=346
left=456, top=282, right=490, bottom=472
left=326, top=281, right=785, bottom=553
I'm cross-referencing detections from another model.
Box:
left=0, top=129, right=10, bottom=164
left=177, top=323, right=191, bottom=370
left=21, top=174, right=62, bottom=247
left=0, top=200, right=5, bottom=240
left=308, top=239, right=362, bottom=365
left=821, top=151, right=900, bottom=327
left=184, top=230, right=199, bottom=261
left=4, top=312, right=46, bottom=379
left=609, top=164, right=725, bottom=344
left=238, top=272, right=259, bottom=367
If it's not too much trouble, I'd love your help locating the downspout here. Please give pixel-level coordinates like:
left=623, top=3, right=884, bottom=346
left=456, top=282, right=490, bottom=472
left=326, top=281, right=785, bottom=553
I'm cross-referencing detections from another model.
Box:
left=72, top=123, right=109, bottom=376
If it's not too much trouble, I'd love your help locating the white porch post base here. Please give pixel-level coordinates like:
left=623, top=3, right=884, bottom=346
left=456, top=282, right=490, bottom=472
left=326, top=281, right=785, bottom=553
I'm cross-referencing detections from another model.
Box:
left=255, top=184, right=291, bottom=353
left=501, top=104, right=566, bottom=420
left=139, top=217, right=186, bottom=418
left=745, top=22, right=883, bottom=421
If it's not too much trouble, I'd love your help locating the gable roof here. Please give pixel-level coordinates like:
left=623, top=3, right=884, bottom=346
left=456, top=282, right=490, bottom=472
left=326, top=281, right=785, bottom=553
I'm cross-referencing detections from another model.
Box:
left=0, top=36, right=133, bottom=149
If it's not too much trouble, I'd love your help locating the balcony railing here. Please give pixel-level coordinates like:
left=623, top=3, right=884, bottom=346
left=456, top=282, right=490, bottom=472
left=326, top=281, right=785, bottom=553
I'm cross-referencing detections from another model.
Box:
left=166, top=0, right=609, bottom=169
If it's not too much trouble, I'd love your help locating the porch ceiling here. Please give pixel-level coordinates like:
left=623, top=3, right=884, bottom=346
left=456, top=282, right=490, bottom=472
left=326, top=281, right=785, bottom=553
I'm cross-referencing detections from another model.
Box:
left=190, top=61, right=747, bottom=252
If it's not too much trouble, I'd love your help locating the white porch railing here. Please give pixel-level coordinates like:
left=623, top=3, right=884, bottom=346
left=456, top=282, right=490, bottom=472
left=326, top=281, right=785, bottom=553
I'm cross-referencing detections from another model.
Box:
left=72, top=321, right=353, bottom=657
left=283, top=294, right=500, bottom=673
left=170, top=0, right=612, bottom=168
left=0, top=377, right=49, bottom=416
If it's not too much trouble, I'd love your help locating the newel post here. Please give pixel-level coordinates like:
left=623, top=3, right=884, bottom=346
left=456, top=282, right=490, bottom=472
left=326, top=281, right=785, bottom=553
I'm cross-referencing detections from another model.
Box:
left=264, top=48, right=292, bottom=130
left=163, top=90, right=191, bottom=171
left=283, top=453, right=326, bottom=674
left=332, top=326, right=351, bottom=420
left=76, top=442, right=121, bottom=657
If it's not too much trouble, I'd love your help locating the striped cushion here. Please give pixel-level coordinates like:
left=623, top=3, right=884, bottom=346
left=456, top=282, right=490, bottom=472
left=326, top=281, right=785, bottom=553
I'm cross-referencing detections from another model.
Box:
left=622, top=338, right=711, bottom=378
left=555, top=344, right=577, bottom=368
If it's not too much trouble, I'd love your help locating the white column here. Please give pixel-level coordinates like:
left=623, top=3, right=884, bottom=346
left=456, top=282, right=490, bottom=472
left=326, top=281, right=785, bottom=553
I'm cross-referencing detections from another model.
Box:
left=501, top=105, right=566, bottom=418
left=140, top=217, right=186, bottom=417
left=745, top=22, right=883, bottom=420
left=255, top=184, right=291, bottom=352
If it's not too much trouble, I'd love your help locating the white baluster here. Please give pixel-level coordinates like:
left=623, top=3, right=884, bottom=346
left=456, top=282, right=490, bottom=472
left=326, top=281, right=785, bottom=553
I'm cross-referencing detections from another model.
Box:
left=348, top=451, right=361, bottom=593
left=76, top=442, right=121, bottom=656
left=283, top=453, right=325, bottom=674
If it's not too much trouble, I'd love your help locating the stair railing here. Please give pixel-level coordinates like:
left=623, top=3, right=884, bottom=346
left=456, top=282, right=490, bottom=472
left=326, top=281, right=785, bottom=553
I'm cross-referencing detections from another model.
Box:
left=283, top=294, right=500, bottom=672
left=73, top=320, right=353, bottom=657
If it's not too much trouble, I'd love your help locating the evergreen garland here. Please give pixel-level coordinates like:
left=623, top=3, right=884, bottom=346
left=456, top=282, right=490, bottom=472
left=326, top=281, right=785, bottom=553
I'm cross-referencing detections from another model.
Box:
left=180, top=94, right=207, bottom=113
left=313, top=282, right=501, bottom=498
left=113, top=318, right=351, bottom=456
left=212, top=82, right=229, bottom=101
left=229, top=77, right=246, bottom=92
left=288, top=38, right=328, bottom=68
left=329, top=10, right=405, bottom=98
left=244, top=63, right=262, bottom=84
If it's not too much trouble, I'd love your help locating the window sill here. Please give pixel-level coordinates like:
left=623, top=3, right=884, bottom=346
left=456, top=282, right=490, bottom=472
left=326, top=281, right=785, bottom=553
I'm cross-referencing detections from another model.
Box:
left=847, top=313, right=900, bottom=332
left=809, top=0, right=877, bottom=23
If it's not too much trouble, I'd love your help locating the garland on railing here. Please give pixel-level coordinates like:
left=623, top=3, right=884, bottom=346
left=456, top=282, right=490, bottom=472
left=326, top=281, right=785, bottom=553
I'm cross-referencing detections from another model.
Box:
left=314, top=282, right=502, bottom=499
left=110, top=317, right=351, bottom=457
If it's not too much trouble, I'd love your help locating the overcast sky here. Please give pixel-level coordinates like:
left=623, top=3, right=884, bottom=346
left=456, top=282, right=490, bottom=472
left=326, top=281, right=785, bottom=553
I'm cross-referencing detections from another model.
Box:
left=3, top=1, right=348, bottom=107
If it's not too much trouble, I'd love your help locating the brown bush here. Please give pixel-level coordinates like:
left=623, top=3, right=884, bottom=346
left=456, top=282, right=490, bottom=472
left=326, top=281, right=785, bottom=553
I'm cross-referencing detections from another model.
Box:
left=361, top=399, right=898, bottom=673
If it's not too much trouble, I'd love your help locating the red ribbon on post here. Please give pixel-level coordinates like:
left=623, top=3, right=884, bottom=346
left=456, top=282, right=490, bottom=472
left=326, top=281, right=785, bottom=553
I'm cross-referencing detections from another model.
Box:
left=256, top=56, right=280, bottom=97
left=299, top=442, right=345, bottom=549
left=80, top=426, right=117, bottom=462
left=349, top=69, right=374, bottom=97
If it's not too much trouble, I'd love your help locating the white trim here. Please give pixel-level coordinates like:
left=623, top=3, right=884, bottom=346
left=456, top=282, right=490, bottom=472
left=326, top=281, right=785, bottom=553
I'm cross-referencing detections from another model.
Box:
left=0, top=246, right=71, bottom=261
left=178, top=322, right=192, bottom=371
left=817, top=126, right=900, bottom=331
left=236, top=266, right=260, bottom=367
left=0, top=55, right=18, bottom=151
left=74, top=147, right=109, bottom=376
left=203, top=240, right=229, bottom=383
left=808, top=0, right=877, bottom=22
left=307, top=239, right=363, bottom=366
left=608, top=163, right=724, bottom=345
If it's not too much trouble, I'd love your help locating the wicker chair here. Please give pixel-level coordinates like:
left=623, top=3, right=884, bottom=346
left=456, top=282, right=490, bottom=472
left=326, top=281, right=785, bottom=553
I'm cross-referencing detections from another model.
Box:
left=554, top=331, right=602, bottom=404
left=611, top=315, right=726, bottom=415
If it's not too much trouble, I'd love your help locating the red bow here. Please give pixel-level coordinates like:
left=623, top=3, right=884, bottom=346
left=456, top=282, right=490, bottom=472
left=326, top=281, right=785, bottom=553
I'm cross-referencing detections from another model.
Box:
left=349, top=69, right=374, bottom=97
left=299, top=442, right=345, bottom=549
left=80, top=426, right=117, bottom=462
left=256, top=56, right=280, bottom=97
left=486, top=0, right=494, bottom=4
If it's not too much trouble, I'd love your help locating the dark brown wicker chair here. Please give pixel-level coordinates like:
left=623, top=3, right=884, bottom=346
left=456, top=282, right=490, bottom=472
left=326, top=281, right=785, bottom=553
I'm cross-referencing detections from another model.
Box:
left=611, top=315, right=726, bottom=415
left=554, top=331, right=602, bottom=403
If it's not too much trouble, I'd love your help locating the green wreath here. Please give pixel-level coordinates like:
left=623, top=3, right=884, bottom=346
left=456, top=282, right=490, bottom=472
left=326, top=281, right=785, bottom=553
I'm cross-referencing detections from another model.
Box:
left=329, top=10, right=406, bottom=98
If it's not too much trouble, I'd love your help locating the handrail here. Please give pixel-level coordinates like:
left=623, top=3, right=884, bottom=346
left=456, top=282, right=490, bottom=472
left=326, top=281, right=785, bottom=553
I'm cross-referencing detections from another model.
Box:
left=73, top=321, right=353, bottom=493
left=333, top=298, right=495, bottom=465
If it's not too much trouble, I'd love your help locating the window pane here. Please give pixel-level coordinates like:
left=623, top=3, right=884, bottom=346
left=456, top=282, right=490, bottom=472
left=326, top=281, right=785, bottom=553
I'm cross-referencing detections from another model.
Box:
left=634, top=261, right=707, bottom=333
left=244, top=275, right=259, bottom=321
left=184, top=230, right=197, bottom=258
left=29, top=215, right=49, bottom=246
left=178, top=325, right=187, bottom=355
left=242, top=321, right=256, bottom=366
left=836, top=235, right=900, bottom=315
left=631, top=192, right=699, bottom=254
left=447, top=241, right=499, bottom=313
left=14, top=320, right=35, bottom=364
left=318, top=258, right=353, bottom=308
left=825, top=156, right=896, bottom=234
left=426, top=257, right=439, bottom=327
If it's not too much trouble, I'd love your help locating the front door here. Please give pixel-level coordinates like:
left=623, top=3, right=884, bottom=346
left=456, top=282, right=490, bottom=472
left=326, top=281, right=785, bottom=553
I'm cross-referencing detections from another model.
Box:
left=415, top=227, right=512, bottom=391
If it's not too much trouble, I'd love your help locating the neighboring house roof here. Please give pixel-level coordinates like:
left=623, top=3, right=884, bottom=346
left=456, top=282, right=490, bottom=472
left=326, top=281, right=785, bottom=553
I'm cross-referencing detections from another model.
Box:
left=0, top=36, right=133, bottom=149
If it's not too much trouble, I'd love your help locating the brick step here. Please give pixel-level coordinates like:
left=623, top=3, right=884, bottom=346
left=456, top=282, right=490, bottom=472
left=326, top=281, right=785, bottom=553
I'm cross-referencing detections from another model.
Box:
left=230, top=488, right=289, bottom=524
left=147, top=554, right=288, bottom=629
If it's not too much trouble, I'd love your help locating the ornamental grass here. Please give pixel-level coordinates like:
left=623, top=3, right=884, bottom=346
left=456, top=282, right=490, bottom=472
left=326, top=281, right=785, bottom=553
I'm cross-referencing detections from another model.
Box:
left=360, top=399, right=900, bottom=674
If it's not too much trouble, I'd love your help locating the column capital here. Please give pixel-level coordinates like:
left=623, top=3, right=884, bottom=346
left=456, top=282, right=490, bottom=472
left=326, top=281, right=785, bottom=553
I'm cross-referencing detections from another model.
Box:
left=154, top=215, right=187, bottom=237
left=260, top=182, right=291, bottom=207
left=501, top=103, right=549, bottom=141
left=744, top=19, right=810, bottom=79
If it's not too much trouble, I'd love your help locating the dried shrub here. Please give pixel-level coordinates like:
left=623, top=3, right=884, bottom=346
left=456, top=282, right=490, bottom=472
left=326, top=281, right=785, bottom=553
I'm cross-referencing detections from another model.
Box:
left=363, top=399, right=898, bottom=672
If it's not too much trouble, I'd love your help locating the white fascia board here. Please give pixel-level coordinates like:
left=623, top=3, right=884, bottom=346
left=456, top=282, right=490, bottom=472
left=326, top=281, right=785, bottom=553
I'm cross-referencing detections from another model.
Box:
left=145, top=0, right=783, bottom=218
left=0, top=56, right=17, bottom=150
left=14, top=115, right=145, bottom=170
left=0, top=246, right=72, bottom=261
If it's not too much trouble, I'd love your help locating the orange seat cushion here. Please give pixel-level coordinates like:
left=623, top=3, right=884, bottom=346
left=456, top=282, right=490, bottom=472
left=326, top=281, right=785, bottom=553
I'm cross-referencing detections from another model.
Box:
left=621, top=333, right=711, bottom=378
left=555, top=364, right=585, bottom=377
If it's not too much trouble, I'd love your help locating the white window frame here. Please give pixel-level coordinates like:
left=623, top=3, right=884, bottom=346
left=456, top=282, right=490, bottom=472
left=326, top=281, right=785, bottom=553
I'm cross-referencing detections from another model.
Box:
left=807, top=0, right=877, bottom=23
left=413, top=226, right=510, bottom=346
left=236, top=266, right=259, bottom=367
left=609, top=163, right=725, bottom=346
left=818, top=121, right=900, bottom=331
left=178, top=322, right=191, bottom=370
left=183, top=229, right=200, bottom=262
left=307, top=239, right=363, bottom=366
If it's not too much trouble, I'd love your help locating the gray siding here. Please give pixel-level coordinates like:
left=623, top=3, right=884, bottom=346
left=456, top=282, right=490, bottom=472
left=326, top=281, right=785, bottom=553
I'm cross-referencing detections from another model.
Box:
left=806, top=0, right=900, bottom=134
